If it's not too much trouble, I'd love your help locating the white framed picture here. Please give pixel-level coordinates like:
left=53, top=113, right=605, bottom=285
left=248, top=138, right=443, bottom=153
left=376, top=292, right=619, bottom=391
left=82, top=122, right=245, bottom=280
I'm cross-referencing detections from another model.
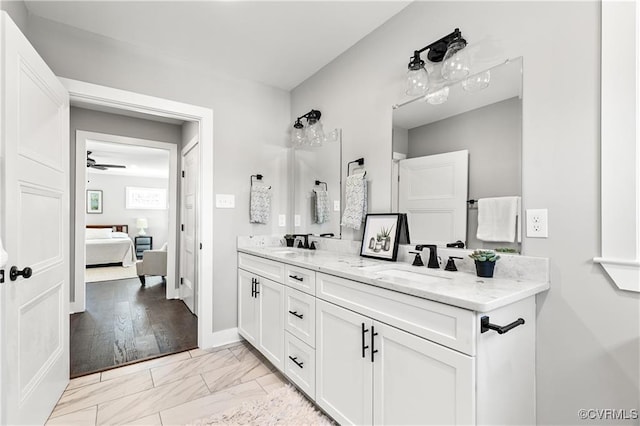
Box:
left=125, top=187, right=167, bottom=210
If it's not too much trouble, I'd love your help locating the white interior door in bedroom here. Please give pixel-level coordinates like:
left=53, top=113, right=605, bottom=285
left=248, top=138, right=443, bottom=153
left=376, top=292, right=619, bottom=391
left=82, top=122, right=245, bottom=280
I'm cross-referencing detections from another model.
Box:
left=180, top=138, right=200, bottom=315
left=0, top=12, right=70, bottom=425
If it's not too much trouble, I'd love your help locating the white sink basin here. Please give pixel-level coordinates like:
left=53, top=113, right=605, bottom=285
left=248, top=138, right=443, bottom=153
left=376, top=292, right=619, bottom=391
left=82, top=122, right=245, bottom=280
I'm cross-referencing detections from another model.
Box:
left=374, top=268, right=447, bottom=285
left=272, top=250, right=297, bottom=255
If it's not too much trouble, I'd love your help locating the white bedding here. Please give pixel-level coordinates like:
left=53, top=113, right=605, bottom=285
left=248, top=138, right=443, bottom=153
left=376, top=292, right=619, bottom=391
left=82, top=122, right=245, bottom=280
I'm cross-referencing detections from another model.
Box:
left=85, top=238, right=136, bottom=267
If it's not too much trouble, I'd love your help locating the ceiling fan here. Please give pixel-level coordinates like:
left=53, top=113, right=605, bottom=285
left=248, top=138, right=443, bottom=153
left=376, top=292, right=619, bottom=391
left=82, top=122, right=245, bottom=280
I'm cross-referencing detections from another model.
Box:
left=86, top=151, right=126, bottom=170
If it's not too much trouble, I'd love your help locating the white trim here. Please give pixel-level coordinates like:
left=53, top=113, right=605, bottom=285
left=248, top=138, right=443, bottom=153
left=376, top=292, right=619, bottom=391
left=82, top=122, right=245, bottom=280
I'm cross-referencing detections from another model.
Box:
left=599, top=1, right=640, bottom=292
left=72, top=131, right=179, bottom=313
left=209, top=328, right=241, bottom=348
left=60, top=78, right=216, bottom=347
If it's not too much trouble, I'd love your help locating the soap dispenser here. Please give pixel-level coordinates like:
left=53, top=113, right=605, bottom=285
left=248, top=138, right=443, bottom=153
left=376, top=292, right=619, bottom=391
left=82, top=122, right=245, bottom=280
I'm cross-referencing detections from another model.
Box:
left=409, top=251, right=425, bottom=267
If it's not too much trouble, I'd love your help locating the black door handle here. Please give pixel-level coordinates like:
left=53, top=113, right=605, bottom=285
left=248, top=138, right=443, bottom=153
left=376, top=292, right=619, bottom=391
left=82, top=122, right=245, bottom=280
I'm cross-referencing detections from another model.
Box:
left=361, top=322, right=369, bottom=358
left=10, top=266, right=32, bottom=281
left=371, top=325, right=379, bottom=362
left=288, top=355, right=304, bottom=369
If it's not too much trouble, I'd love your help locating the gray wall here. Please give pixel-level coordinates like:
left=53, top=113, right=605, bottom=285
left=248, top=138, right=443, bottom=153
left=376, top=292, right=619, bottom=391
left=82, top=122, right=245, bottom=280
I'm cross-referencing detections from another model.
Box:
left=0, top=0, right=28, bottom=34
left=291, top=2, right=639, bottom=424
left=25, top=13, right=291, bottom=332
left=86, top=173, right=170, bottom=249
left=407, top=97, right=522, bottom=249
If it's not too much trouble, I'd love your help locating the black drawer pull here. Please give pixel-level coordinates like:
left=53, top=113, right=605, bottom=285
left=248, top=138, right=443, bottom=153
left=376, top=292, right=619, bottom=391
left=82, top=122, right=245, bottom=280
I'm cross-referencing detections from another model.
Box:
left=371, top=325, right=379, bottom=362
left=254, top=279, right=260, bottom=297
left=288, top=310, right=304, bottom=319
left=480, top=316, right=525, bottom=334
left=361, top=322, right=369, bottom=358
left=251, top=278, right=255, bottom=297
left=289, top=275, right=304, bottom=282
left=289, top=355, right=304, bottom=369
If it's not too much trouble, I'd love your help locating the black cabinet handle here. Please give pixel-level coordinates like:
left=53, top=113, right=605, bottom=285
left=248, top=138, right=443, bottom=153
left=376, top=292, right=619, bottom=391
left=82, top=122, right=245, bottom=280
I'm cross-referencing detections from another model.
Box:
left=288, top=355, right=304, bottom=369
left=361, top=322, right=369, bottom=358
left=10, top=266, right=32, bottom=282
left=289, top=275, right=304, bottom=282
left=251, top=278, right=255, bottom=297
left=254, top=279, right=260, bottom=297
left=288, top=310, right=304, bottom=319
left=480, top=316, right=525, bottom=334
left=371, top=325, right=379, bottom=362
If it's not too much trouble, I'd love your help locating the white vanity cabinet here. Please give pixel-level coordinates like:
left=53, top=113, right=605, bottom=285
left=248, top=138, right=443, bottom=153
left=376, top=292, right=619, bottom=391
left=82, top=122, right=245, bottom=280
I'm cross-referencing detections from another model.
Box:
left=237, top=250, right=539, bottom=426
left=237, top=255, right=285, bottom=370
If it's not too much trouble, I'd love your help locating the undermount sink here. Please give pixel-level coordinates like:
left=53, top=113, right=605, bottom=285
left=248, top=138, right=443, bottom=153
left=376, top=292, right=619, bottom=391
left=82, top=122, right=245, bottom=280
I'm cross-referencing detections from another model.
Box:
left=374, top=268, right=447, bottom=285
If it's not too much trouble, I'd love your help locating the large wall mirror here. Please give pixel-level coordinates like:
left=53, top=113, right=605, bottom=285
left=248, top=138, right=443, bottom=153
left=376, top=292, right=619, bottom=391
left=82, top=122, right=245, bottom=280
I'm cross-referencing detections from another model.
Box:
left=291, top=133, right=342, bottom=238
left=391, top=57, right=523, bottom=252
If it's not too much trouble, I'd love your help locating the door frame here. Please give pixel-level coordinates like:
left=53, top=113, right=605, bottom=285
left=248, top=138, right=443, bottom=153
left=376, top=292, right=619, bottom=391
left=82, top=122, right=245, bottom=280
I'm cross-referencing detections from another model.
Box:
left=60, top=78, right=216, bottom=348
left=73, top=131, right=179, bottom=312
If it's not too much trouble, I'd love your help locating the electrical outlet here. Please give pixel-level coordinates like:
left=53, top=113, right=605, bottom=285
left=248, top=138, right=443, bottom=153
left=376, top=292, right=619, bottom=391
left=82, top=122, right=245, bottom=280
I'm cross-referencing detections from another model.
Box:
left=278, top=214, right=286, bottom=227
left=294, top=215, right=301, bottom=227
left=526, top=209, right=548, bottom=238
left=215, top=194, right=235, bottom=208
left=333, top=200, right=340, bottom=211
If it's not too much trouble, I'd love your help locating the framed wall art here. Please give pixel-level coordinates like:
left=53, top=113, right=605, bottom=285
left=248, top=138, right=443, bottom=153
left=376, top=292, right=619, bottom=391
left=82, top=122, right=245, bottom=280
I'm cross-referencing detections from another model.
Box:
left=86, top=190, right=103, bottom=214
left=360, top=213, right=403, bottom=261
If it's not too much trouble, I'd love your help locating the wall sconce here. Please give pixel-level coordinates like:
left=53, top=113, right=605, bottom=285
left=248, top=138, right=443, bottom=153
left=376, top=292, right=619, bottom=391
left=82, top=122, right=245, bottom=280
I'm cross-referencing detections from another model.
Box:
left=290, top=109, right=325, bottom=147
left=406, top=28, right=470, bottom=96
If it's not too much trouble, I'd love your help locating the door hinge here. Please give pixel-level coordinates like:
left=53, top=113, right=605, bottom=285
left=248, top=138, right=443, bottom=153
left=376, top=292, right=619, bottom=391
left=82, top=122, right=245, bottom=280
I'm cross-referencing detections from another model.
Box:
left=0, top=269, right=4, bottom=284
left=180, top=277, right=184, bottom=285
left=181, top=170, right=185, bottom=178
left=199, top=243, right=202, bottom=250
left=181, top=224, right=184, bottom=231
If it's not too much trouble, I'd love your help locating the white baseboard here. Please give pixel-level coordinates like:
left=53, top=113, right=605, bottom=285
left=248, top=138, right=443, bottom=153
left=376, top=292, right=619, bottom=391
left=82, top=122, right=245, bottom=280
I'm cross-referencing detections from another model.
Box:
left=201, top=327, right=241, bottom=349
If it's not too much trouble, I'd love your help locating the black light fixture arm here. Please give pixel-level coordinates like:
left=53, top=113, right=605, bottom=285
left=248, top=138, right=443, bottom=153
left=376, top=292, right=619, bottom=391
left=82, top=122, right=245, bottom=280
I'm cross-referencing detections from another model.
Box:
left=295, top=109, right=322, bottom=123
left=408, top=28, right=466, bottom=68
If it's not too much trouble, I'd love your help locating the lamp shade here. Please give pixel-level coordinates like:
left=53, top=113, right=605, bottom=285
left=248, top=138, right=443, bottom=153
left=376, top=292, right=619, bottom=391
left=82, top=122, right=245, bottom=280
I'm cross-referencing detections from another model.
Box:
left=136, top=218, right=148, bottom=229
left=406, top=67, right=429, bottom=96
left=441, top=40, right=470, bottom=81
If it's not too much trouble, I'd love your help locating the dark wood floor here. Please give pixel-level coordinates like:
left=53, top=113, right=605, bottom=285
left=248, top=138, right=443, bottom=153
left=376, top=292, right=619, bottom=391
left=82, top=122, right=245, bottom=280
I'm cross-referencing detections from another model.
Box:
left=70, top=276, right=198, bottom=378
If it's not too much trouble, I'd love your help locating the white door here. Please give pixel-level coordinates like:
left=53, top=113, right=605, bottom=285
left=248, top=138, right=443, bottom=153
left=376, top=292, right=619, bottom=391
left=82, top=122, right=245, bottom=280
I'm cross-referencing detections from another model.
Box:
left=398, top=150, right=468, bottom=246
left=0, top=13, right=70, bottom=425
left=257, top=277, right=284, bottom=370
left=180, top=141, right=199, bottom=314
left=316, top=300, right=373, bottom=425
left=237, top=269, right=258, bottom=346
left=373, top=321, right=475, bottom=425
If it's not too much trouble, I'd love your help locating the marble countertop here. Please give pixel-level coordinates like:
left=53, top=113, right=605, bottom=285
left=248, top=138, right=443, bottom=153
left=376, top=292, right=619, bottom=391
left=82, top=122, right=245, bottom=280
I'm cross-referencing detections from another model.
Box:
left=237, top=246, right=549, bottom=312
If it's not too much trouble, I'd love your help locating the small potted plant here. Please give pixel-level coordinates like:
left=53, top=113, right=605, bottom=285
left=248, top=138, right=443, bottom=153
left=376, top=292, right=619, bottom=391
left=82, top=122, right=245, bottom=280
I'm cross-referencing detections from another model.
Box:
left=469, top=250, right=501, bottom=278
left=284, top=234, right=295, bottom=247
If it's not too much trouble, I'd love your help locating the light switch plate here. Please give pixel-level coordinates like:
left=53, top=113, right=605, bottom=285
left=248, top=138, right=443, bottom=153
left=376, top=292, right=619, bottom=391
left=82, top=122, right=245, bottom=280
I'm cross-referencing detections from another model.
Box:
left=215, top=194, right=235, bottom=208
left=278, top=214, right=286, bottom=227
left=333, top=200, right=340, bottom=211
left=294, top=215, right=301, bottom=227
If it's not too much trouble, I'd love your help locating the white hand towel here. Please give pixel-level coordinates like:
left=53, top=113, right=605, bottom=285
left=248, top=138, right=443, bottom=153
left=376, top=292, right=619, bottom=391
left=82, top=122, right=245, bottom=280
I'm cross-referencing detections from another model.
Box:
left=476, top=196, right=521, bottom=242
left=313, top=188, right=330, bottom=224
left=250, top=183, right=271, bottom=224
left=340, top=172, right=367, bottom=230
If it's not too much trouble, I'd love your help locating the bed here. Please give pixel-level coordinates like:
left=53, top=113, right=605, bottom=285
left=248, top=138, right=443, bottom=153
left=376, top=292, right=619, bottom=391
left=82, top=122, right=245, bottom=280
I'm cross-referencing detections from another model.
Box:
left=85, top=225, right=136, bottom=267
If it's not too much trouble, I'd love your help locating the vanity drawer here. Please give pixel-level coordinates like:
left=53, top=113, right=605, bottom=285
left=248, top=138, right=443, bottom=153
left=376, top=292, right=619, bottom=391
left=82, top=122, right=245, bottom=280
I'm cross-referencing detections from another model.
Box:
left=284, top=331, right=315, bottom=399
left=238, top=253, right=285, bottom=283
left=284, top=264, right=316, bottom=295
left=284, top=286, right=316, bottom=347
left=316, top=272, right=476, bottom=355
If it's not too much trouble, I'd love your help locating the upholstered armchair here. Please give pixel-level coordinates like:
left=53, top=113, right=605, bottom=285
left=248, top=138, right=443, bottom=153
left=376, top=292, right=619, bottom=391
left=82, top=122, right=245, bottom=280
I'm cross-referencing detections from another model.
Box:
left=136, top=244, right=167, bottom=286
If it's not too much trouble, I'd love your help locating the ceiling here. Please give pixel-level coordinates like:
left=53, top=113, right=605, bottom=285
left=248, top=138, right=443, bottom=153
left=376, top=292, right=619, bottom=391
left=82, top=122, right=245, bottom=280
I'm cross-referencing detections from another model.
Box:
left=87, top=140, right=170, bottom=178
left=24, top=1, right=410, bottom=91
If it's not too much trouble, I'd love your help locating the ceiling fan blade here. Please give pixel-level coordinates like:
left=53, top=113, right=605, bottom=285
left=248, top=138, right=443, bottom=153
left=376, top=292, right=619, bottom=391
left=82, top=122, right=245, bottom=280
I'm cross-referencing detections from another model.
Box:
left=92, top=165, right=108, bottom=170
left=94, top=163, right=126, bottom=169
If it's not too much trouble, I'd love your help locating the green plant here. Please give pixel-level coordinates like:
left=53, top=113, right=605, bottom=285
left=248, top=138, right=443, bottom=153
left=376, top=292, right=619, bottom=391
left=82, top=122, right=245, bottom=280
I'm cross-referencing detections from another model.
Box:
left=495, top=247, right=517, bottom=253
left=468, top=250, right=500, bottom=262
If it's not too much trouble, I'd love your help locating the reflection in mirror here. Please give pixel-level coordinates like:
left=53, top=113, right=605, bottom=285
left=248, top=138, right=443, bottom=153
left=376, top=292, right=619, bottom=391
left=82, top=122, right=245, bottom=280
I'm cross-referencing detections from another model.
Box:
left=392, top=57, right=523, bottom=252
left=292, top=132, right=342, bottom=238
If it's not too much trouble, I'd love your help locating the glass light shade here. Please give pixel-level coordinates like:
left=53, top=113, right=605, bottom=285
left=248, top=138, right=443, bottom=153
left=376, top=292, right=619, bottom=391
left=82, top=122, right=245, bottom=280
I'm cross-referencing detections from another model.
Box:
left=462, top=70, right=491, bottom=93
left=290, top=126, right=305, bottom=147
left=324, top=128, right=340, bottom=143
left=425, top=86, right=450, bottom=105
left=406, top=67, right=429, bottom=96
left=305, top=120, right=324, bottom=147
left=441, top=40, right=470, bottom=81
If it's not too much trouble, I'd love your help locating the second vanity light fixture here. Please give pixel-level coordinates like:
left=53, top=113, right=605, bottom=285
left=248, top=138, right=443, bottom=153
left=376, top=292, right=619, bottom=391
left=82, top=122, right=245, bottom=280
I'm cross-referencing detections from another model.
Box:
left=291, top=109, right=324, bottom=147
left=406, top=28, right=472, bottom=99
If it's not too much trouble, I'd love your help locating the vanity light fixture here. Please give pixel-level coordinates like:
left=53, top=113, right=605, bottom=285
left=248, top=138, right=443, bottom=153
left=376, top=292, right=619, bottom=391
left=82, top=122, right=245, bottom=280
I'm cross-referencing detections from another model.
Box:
left=406, top=28, right=469, bottom=96
left=290, top=109, right=325, bottom=147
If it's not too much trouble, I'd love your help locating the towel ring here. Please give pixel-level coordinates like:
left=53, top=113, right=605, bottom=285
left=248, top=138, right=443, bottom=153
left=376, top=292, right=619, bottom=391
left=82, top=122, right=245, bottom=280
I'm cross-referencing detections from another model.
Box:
left=251, top=174, right=271, bottom=189
left=315, top=180, right=328, bottom=190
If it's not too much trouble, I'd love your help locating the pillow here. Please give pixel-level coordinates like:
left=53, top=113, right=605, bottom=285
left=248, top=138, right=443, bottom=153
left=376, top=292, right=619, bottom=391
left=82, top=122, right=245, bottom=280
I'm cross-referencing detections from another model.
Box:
left=160, top=242, right=168, bottom=251
left=111, top=232, right=129, bottom=239
left=86, top=228, right=112, bottom=240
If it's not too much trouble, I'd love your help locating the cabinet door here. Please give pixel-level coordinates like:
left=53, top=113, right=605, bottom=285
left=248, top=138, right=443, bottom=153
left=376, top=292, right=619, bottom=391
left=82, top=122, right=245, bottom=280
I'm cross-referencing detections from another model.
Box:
left=373, top=321, right=475, bottom=425
left=257, top=277, right=285, bottom=369
left=237, top=269, right=258, bottom=345
left=316, top=299, right=373, bottom=425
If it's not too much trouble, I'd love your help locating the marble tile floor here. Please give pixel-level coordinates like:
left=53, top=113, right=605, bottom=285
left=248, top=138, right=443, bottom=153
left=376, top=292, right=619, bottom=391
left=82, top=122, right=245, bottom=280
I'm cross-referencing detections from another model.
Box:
left=47, top=341, right=290, bottom=425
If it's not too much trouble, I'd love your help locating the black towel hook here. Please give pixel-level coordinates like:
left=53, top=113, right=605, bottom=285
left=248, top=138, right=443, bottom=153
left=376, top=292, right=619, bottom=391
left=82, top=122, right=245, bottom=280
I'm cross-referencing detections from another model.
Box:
left=315, top=180, right=328, bottom=190
left=347, top=158, right=365, bottom=176
left=251, top=174, right=271, bottom=189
